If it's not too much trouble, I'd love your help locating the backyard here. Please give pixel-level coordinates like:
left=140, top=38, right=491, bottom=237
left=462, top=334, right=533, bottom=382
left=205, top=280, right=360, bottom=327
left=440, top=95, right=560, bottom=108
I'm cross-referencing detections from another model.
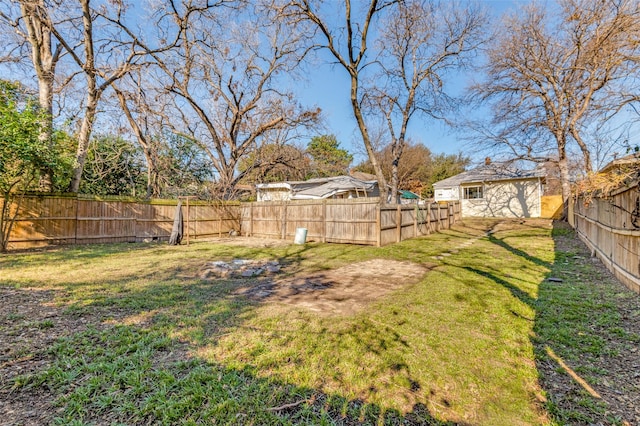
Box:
left=1, top=219, right=639, bottom=425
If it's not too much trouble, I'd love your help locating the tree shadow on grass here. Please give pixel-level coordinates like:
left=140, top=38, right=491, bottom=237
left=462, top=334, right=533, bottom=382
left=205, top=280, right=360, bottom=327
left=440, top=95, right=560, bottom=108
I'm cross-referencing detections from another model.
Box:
left=460, top=266, right=538, bottom=310
left=1, top=241, right=469, bottom=425
left=486, top=232, right=551, bottom=268
left=475, top=220, right=637, bottom=425
left=3, top=291, right=465, bottom=426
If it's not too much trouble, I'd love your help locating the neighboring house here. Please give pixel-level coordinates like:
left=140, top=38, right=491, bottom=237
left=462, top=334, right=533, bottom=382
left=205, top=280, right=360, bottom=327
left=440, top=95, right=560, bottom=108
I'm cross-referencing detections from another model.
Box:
left=432, top=162, right=546, bottom=218
left=256, top=175, right=379, bottom=202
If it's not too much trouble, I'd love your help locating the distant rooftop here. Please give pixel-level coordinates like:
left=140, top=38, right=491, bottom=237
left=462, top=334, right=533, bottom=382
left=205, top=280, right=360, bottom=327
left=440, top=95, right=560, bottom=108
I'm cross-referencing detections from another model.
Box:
left=433, top=162, right=546, bottom=188
left=599, top=152, right=640, bottom=174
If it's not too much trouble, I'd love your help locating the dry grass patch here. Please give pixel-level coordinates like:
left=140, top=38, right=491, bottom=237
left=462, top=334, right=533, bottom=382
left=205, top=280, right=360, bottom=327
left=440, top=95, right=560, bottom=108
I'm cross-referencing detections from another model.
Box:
left=235, top=259, right=431, bottom=316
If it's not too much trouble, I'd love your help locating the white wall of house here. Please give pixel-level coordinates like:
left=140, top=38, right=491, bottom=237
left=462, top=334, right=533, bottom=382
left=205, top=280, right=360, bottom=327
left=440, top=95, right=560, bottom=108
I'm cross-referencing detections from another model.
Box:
left=461, top=179, right=541, bottom=218
left=434, top=187, right=460, bottom=202
left=256, top=187, right=292, bottom=202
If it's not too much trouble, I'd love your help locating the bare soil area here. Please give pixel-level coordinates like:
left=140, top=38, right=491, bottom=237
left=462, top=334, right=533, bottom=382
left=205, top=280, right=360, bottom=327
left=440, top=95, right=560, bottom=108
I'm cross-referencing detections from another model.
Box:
left=196, top=236, right=292, bottom=248
left=235, top=259, right=432, bottom=316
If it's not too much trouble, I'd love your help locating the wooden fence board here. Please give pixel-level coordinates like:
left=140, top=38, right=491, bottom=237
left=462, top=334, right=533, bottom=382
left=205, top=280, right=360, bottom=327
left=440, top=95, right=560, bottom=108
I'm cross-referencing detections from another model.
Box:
left=241, top=200, right=459, bottom=247
left=3, top=195, right=240, bottom=250
left=4, top=195, right=459, bottom=250
left=572, top=182, right=640, bottom=293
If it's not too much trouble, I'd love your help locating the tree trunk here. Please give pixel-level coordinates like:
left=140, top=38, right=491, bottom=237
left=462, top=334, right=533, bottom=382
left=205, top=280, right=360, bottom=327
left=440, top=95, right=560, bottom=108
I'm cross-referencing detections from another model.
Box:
left=390, top=162, right=399, bottom=204
left=68, top=97, right=98, bottom=193
left=143, top=150, right=160, bottom=199
left=36, top=77, right=54, bottom=191
left=570, top=126, right=593, bottom=174
left=556, top=134, right=572, bottom=221
left=20, top=1, right=58, bottom=192
left=350, top=74, right=388, bottom=203
left=68, top=0, right=98, bottom=194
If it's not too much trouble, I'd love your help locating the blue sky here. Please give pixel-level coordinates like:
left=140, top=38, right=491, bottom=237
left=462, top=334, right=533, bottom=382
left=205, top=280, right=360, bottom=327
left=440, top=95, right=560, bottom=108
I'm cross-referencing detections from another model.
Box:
left=292, top=0, right=527, bottom=165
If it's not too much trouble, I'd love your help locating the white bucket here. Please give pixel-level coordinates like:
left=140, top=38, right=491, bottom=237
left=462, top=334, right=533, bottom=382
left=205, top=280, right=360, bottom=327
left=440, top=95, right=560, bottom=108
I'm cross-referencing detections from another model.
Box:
left=294, top=227, right=308, bottom=244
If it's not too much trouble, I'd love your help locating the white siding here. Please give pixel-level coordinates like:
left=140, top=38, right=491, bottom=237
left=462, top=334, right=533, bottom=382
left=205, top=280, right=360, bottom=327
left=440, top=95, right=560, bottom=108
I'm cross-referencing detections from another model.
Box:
left=434, top=187, right=460, bottom=202
left=256, top=188, right=292, bottom=202
left=461, top=179, right=541, bottom=218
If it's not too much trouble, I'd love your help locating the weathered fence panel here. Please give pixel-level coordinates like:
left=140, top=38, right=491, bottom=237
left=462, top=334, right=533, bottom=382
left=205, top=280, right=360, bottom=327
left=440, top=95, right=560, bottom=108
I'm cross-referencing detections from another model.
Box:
left=8, top=195, right=77, bottom=248
left=324, top=200, right=378, bottom=245
left=572, top=181, right=640, bottom=293
left=240, top=199, right=460, bottom=247
left=3, top=194, right=240, bottom=250
left=76, top=199, right=137, bottom=244
left=4, top=194, right=459, bottom=250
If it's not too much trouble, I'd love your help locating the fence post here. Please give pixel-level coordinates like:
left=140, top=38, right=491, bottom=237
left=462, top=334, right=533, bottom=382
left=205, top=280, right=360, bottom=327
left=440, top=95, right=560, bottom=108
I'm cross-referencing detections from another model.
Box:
left=322, top=200, right=327, bottom=243
left=396, top=204, right=402, bottom=243
left=376, top=204, right=382, bottom=247
left=414, top=204, right=418, bottom=237
left=249, top=202, right=253, bottom=237
left=281, top=202, right=287, bottom=240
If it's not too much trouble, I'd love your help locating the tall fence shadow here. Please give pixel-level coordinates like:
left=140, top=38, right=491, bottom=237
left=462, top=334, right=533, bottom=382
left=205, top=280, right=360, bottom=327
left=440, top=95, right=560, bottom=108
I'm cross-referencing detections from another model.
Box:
left=476, top=220, right=639, bottom=424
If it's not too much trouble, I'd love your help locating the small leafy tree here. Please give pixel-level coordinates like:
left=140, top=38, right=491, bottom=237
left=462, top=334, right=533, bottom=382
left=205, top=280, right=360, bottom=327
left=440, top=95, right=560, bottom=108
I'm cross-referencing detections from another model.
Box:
left=307, top=134, right=353, bottom=178
left=155, top=133, right=215, bottom=199
left=0, top=80, right=60, bottom=251
left=423, top=153, right=469, bottom=197
left=79, top=135, right=146, bottom=197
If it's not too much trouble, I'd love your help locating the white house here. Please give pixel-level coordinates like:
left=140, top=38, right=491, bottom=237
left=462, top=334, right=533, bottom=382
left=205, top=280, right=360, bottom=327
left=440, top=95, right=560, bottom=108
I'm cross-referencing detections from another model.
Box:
left=433, top=162, right=546, bottom=218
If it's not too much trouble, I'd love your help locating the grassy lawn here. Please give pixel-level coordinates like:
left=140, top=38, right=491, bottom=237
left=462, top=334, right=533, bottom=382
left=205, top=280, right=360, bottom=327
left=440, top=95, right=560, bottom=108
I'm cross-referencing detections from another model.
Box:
left=1, top=219, right=638, bottom=425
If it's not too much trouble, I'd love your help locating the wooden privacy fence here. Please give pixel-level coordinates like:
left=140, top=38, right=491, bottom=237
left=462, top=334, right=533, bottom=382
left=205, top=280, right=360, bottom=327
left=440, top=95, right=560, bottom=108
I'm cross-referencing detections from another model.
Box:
left=571, top=180, right=640, bottom=294
left=3, top=194, right=240, bottom=250
left=240, top=199, right=461, bottom=247
left=3, top=195, right=459, bottom=250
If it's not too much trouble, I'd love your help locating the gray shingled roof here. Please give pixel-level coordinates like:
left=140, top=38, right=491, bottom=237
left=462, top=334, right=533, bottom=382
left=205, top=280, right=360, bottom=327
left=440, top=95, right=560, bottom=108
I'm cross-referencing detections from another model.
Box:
left=433, top=163, right=546, bottom=188
left=292, top=176, right=376, bottom=199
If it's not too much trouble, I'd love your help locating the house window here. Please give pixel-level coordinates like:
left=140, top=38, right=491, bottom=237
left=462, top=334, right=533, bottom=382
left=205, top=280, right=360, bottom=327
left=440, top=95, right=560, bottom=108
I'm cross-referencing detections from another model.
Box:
left=463, top=185, right=483, bottom=199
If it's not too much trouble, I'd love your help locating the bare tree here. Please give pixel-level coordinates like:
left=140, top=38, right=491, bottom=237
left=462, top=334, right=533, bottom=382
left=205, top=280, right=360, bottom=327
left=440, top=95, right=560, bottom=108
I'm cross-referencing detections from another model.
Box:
left=0, top=0, right=65, bottom=191
left=47, top=0, right=154, bottom=193
left=282, top=0, right=396, bottom=202
left=139, top=1, right=319, bottom=198
left=471, top=0, right=640, bottom=204
left=112, top=73, right=164, bottom=198
left=370, top=0, right=486, bottom=202
left=238, top=142, right=311, bottom=183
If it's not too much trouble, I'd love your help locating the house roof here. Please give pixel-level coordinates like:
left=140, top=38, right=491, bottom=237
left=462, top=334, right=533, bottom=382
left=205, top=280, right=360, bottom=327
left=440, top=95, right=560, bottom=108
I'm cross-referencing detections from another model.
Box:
left=599, top=153, right=640, bottom=174
left=256, top=175, right=378, bottom=199
left=349, top=171, right=377, bottom=181
left=399, top=190, right=420, bottom=199
left=292, top=176, right=377, bottom=199
left=433, top=163, right=546, bottom=188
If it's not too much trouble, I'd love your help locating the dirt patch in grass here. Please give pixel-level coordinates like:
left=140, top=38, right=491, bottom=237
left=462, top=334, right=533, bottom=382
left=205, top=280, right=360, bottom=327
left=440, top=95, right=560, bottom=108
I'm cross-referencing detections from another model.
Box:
left=235, top=259, right=432, bottom=316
